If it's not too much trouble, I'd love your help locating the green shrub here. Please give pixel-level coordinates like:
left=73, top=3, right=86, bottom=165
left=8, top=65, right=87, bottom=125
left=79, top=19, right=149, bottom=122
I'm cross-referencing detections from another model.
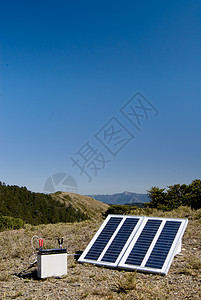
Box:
left=0, top=215, right=24, bottom=231
left=103, top=205, right=130, bottom=217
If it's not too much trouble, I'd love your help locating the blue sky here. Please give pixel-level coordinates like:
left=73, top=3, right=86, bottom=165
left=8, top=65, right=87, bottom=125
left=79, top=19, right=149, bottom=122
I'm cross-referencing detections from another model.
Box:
left=1, top=0, right=201, bottom=195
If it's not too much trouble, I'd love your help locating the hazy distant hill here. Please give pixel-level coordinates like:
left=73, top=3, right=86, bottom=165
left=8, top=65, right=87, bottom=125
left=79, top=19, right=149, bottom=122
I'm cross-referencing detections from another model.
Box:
left=88, top=191, right=150, bottom=205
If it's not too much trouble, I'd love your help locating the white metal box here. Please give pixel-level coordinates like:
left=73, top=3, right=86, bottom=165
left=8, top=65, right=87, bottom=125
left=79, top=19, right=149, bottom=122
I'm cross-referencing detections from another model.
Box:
left=37, top=248, right=67, bottom=278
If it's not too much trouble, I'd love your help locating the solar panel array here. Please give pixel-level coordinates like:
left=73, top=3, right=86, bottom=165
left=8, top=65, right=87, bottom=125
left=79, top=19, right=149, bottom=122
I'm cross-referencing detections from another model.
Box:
left=78, top=215, right=188, bottom=275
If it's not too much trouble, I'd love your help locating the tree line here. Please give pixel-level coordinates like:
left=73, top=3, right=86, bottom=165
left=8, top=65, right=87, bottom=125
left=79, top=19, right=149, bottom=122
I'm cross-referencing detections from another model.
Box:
left=146, top=179, right=201, bottom=210
left=0, top=182, right=89, bottom=228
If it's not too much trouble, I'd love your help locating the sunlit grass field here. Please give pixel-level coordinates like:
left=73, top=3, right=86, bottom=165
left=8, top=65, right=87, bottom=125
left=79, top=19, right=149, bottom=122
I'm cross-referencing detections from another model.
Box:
left=0, top=206, right=200, bottom=299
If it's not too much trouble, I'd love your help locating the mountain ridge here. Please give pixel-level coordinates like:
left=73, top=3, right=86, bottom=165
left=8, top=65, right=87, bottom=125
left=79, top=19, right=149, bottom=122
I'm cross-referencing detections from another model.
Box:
left=87, top=191, right=150, bottom=205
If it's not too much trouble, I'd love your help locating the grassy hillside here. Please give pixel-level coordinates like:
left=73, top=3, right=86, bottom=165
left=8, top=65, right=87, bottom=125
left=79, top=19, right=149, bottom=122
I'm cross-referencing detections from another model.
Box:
left=0, top=206, right=200, bottom=299
left=51, top=192, right=109, bottom=221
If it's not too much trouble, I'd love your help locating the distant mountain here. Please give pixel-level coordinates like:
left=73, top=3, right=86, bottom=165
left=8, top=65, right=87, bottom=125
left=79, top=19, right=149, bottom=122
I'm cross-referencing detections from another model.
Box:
left=88, top=191, right=150, bottom=205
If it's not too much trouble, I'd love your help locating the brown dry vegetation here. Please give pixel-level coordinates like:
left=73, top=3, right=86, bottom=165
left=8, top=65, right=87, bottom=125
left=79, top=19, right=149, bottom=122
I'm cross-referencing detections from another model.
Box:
left=0, top=206, right=200, bottom=299
left=51, top=192, right=109, bottom=221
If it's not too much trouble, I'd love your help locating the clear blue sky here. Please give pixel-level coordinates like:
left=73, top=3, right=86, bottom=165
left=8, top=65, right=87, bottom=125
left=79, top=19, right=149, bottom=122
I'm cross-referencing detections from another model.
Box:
left=1, top=0, right=201, bottom=195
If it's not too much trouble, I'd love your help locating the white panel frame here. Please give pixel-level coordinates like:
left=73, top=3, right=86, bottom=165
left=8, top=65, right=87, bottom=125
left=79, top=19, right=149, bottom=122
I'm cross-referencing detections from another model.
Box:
left=78, top=214, right=144, bottom=267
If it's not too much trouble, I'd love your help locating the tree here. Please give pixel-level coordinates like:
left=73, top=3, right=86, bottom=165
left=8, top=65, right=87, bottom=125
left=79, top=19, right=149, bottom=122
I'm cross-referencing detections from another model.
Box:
left=146, top=187, right=169, bottom=210
left=146, top=180, right=201, bottom=210
left=187, top=179, right=201, bottom=209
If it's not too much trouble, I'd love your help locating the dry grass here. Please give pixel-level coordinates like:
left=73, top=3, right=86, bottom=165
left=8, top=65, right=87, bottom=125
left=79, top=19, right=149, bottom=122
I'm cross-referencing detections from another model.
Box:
left=51, top=192, right=109, bottom=221
left=0, top=206, right=200, bottom=299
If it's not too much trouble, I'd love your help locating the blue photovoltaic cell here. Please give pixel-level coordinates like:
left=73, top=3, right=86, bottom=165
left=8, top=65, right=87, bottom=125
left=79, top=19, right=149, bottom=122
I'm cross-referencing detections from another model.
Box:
left=145, top=221, right=181, bottom=269
left=125, top=219, right=162, bottom=266
left=84, top=217, right=122, bottom=261
left=101, top=218, right=139, bottom=263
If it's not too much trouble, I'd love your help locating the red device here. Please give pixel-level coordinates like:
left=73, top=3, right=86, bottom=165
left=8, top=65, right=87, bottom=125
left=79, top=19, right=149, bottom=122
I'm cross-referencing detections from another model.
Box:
left=39, top=239, right=44, bottom=248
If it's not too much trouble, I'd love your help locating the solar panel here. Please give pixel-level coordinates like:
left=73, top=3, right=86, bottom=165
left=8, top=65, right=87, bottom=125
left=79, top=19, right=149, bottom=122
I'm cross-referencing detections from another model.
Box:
left=78, top=215, right=143, bottom=267
left=78, top=215, right=188, bottom=275
left=119, top=217, right=188, bottom=275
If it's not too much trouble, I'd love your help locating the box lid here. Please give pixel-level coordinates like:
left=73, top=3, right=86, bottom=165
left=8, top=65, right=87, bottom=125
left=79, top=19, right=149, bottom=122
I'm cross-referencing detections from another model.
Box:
left=38, top=248, right=67, bottom=255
